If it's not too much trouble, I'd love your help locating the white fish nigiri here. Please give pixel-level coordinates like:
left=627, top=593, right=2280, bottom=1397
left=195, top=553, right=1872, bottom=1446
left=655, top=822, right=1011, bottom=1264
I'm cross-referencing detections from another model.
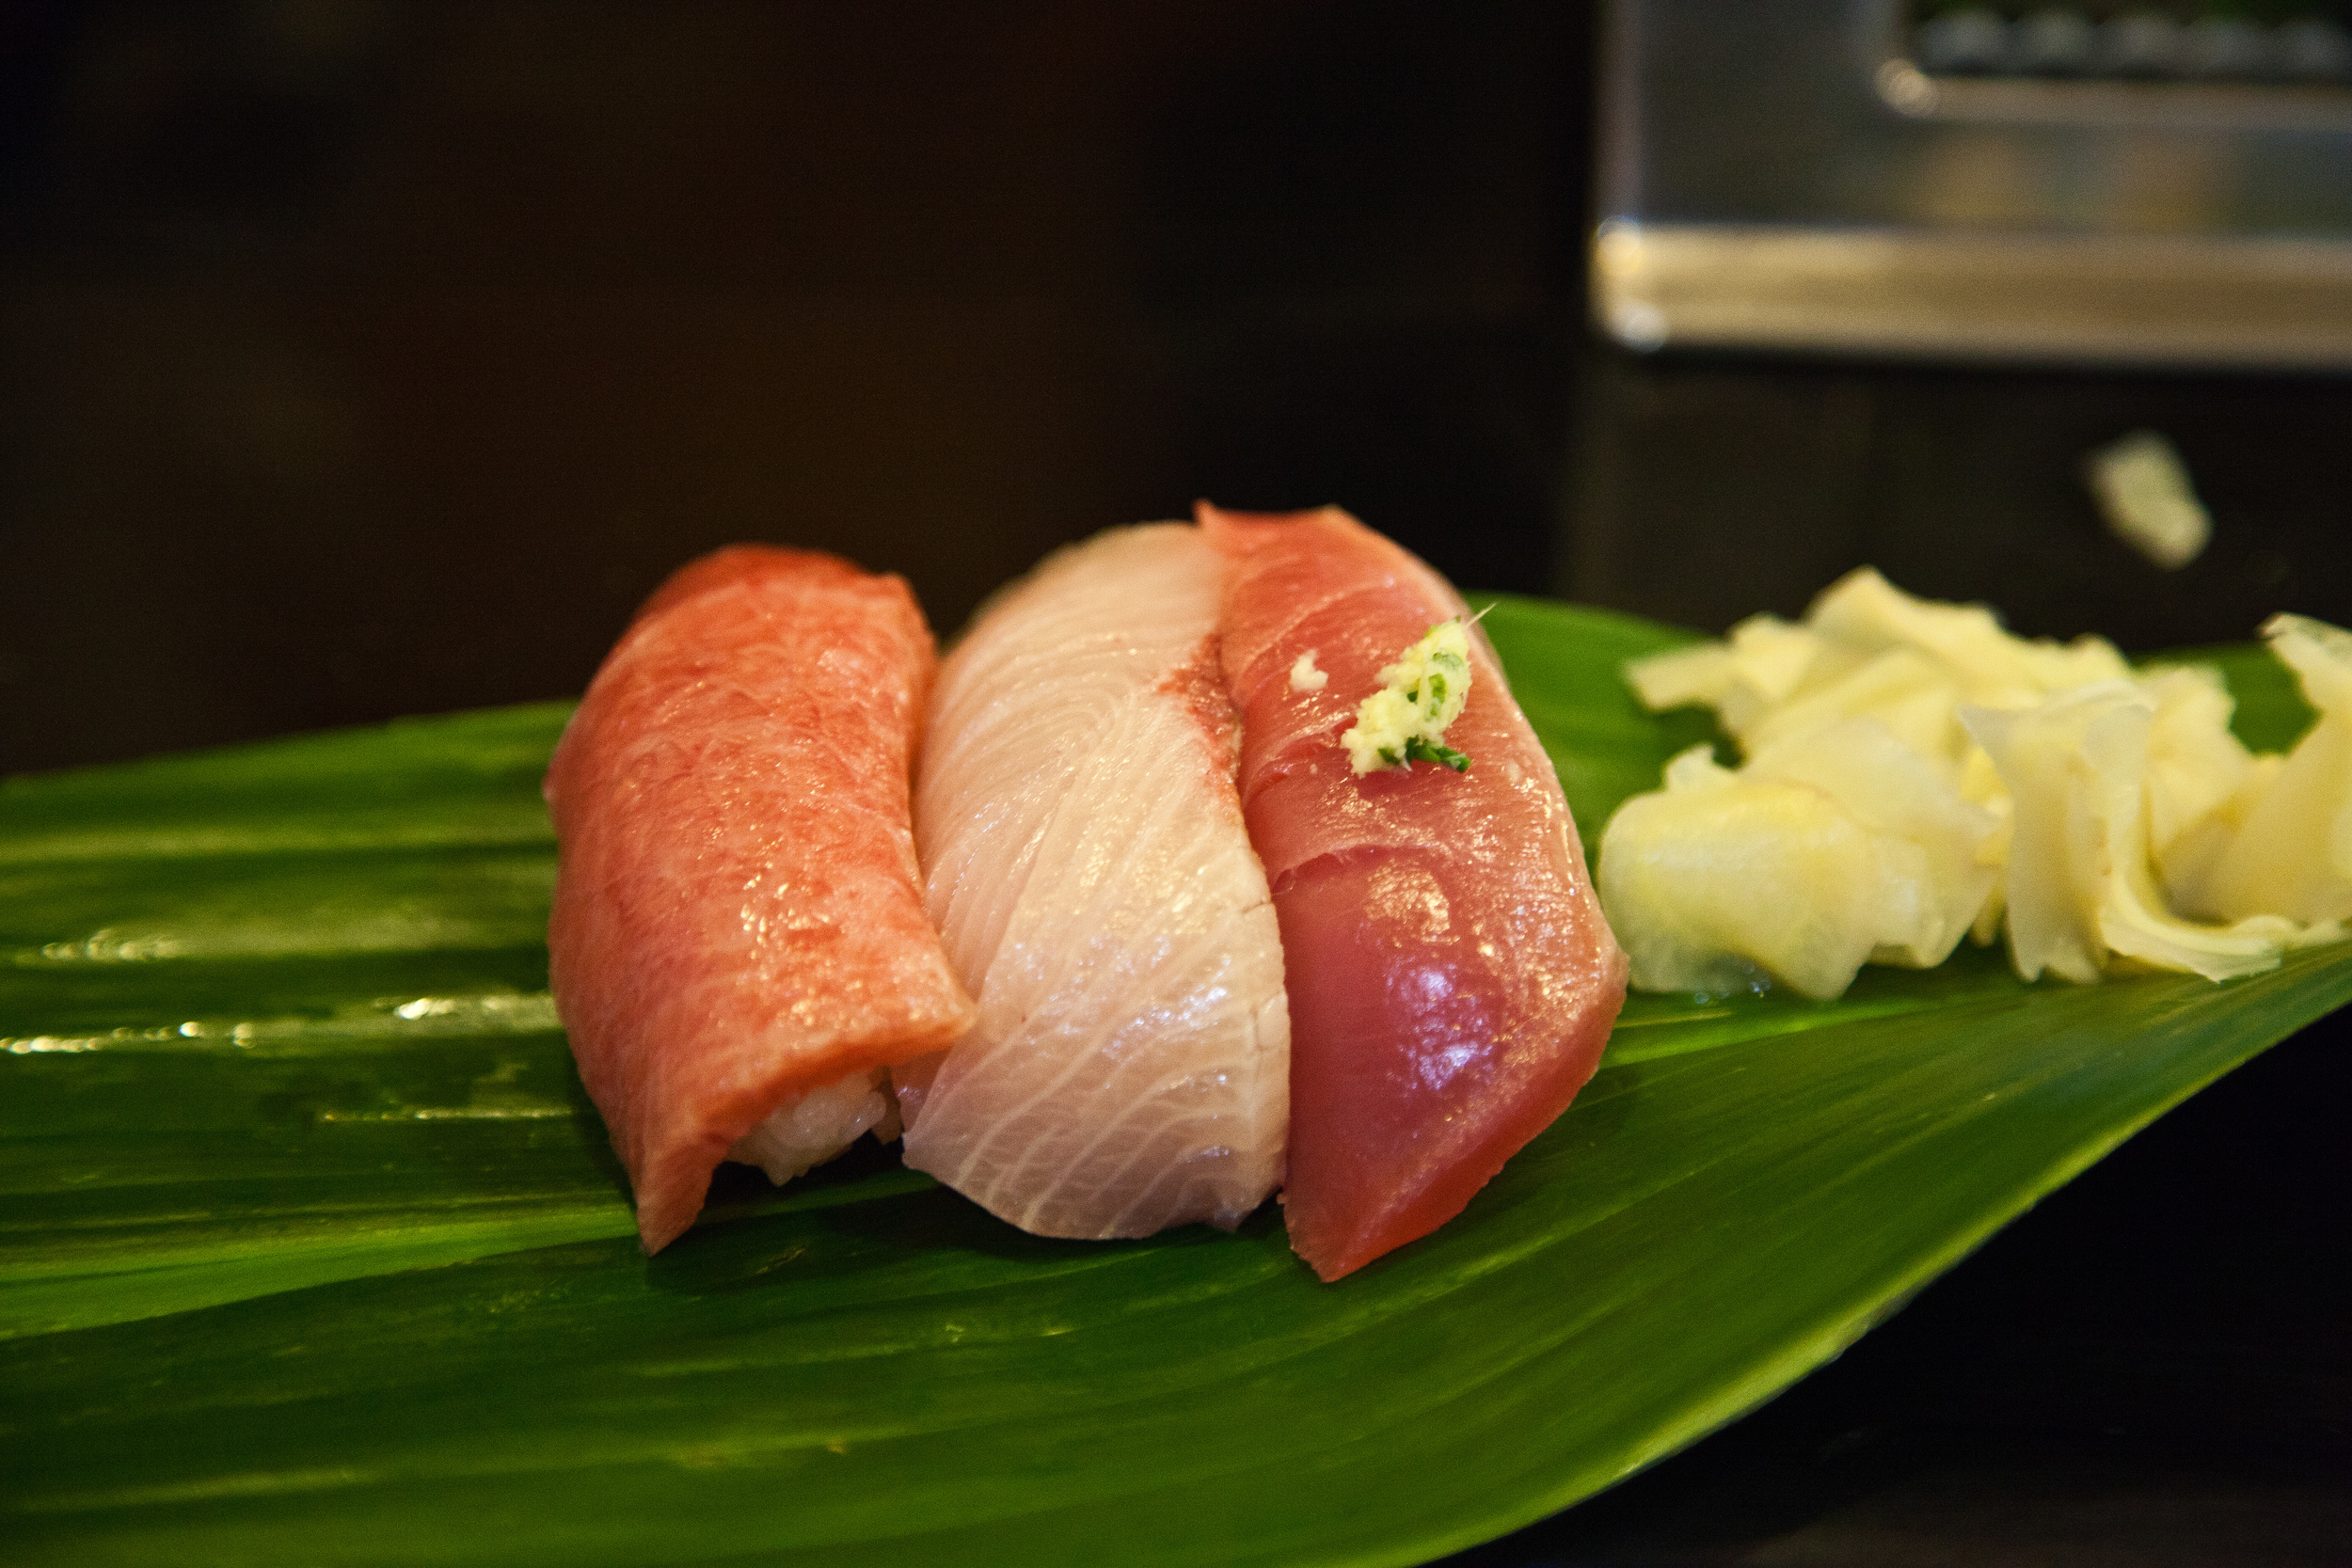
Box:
left=897, top=524, right=1290, bottom=1237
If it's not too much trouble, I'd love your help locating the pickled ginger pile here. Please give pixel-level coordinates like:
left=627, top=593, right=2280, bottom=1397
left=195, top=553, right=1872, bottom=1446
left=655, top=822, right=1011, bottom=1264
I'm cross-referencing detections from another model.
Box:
left=1598, top=569, right=2352, bottom=1001
left=546, top=508, right=1627, bottom=1279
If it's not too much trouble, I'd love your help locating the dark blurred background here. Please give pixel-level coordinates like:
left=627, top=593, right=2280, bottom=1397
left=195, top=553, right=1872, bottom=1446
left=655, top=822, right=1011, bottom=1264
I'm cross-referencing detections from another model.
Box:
left=0, top=0, right=1599, bottom=772
left=6, top=0, right=2349, bottom=776
left=1, top=4, right=2346, bottom=1563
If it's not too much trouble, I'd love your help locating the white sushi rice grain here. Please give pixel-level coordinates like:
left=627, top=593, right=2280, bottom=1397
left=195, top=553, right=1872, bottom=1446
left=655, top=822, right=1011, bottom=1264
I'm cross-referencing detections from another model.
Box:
left=726, top=1066, right=899, bottom=1184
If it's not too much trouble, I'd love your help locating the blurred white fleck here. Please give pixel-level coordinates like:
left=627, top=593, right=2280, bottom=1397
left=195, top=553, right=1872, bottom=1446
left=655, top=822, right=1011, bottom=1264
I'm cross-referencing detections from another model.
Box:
left=32, top=929, right=184, bottom=963
left=1876, top=59, right=1938, bottom=115
left=5, top=1036, right=104, bottom=1054
left=386, top=993, right=559, bottom=1030
left=318, top=1106, right=572, bottom=1122
left=2087, top=430, right=2211, bottom=570
left=1611, top=299, right=1669, bottom=353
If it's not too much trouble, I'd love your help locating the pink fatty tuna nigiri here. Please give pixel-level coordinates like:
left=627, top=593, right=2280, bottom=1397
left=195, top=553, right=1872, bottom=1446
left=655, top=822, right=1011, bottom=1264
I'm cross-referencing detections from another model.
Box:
left=545, top=545, right=977, bottom=1253
left=898, top=524, right=1291, bottom=1237
left=1201, top=503, right=1629, bottom=1280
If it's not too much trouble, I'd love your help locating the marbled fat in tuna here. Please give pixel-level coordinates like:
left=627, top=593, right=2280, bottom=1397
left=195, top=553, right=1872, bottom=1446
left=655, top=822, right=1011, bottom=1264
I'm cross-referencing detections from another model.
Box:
left=545, top=546, right=976, bottom=1253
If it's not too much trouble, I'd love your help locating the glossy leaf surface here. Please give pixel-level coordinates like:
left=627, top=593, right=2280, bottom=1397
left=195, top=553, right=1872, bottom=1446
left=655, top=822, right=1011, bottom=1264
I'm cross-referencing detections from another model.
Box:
left=3, top=601, right=2344, bottom=1567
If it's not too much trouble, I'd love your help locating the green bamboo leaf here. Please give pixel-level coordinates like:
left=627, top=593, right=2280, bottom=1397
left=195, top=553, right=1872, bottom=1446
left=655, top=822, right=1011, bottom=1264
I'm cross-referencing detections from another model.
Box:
left=2, top=601, right=2342, bottom=1567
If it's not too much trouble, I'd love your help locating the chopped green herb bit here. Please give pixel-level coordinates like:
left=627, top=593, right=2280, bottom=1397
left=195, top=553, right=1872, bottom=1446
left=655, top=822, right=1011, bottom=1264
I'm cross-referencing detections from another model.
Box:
left=1341, top=618, right=1475, bottom=776
left=1405, top=736, right=1470, bottom=772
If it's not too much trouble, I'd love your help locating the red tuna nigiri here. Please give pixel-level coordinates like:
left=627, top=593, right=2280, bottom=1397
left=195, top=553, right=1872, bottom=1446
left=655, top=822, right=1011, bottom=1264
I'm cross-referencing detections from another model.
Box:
left=546, top=545, right=977, bottom=1252
left=1201, top=503, right=1628, bottom=1280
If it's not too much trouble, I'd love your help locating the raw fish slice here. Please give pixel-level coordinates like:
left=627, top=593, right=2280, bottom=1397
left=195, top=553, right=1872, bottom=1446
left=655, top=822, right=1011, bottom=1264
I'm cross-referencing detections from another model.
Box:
left=546, top=545, right=976, bottom=1253
left=1201, top=503, right=1628, bottom=1281
left=902, top=524, right=1290, bottom=1238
